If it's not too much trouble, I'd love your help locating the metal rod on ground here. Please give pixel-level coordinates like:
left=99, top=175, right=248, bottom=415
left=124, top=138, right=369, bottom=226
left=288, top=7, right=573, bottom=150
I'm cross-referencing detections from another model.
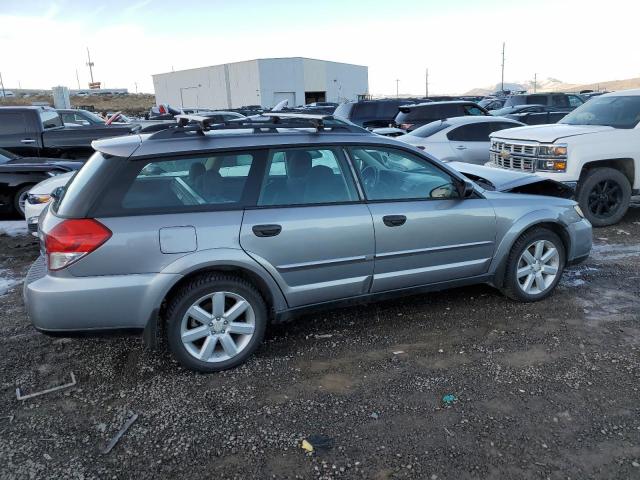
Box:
left=16, top=372, right=77, bottom=401
left=101, top=413, right=139, bottom=455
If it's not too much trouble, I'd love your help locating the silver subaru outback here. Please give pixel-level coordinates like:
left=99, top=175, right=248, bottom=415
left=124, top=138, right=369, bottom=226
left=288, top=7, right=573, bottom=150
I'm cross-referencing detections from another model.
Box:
left=24, top=114, right=592, bottom=372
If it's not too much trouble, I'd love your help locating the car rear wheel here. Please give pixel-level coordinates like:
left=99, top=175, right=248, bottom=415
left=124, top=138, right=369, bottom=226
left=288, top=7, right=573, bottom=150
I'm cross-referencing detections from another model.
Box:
left=577, top=167, right=631, bottom=227
left=501, top=228, right=565, bottom=302
left=13, top=185, right=33, bottom=217
left=166, top=273, right=267, bottom=372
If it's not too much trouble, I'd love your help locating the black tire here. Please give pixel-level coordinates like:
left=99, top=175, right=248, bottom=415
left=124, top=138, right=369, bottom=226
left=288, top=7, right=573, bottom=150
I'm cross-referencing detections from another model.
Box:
left=165, top=273, right=267, bottom=373
left=576, top=167, right=631, bottom=227
left=13, top=184, right=33, bottom=217
left=501, top=227, right=566, bottom=302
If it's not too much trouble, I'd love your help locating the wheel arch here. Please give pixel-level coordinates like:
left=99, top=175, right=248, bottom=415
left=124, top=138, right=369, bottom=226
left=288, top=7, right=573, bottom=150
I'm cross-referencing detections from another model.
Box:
left=580, top=158, right=635, bottom=187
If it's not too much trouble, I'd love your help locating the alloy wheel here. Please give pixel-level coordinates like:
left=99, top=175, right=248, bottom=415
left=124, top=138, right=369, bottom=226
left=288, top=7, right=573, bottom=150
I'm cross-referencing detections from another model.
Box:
left=516, top=240, right=560, bottom=295
left=587, top=179, right=622, bottom=219
left=180, top=291, right=256, bottom=363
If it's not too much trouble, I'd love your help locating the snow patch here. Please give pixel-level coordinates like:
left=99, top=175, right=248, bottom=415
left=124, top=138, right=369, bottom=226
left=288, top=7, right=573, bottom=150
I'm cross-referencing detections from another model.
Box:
left=0, top=221, right=28, bottom=237
left=0, top=269, right=20, bottom=296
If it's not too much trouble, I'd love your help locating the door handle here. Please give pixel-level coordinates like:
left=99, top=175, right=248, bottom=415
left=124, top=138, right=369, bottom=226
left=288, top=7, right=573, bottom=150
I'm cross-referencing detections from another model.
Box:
left=21, top=139, right=36, bottom=144
left=252, top=224, right=282, bottom=237
left=455, top=145, right=467, bottom=150
left=382, top=215, right=407, bottom=227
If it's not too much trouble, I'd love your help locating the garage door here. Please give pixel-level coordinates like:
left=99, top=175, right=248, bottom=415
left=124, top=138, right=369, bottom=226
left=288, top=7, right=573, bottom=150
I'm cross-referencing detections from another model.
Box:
left=273, top=91, right=296, bottom=107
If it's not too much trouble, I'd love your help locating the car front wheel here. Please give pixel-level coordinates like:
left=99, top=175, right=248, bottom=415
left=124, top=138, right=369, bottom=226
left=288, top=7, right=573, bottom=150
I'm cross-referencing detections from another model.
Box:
left=166, top=273, right=267, bottom=372
left=577, top=167, right=631, bottom=227
left=14, top=184, right=33, bottom=217
left=501, top=228, right=565, bottom=302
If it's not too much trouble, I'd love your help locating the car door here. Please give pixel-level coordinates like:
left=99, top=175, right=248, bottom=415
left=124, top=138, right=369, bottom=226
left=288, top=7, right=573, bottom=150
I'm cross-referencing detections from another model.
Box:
left=240, top=146, right=375, bottom=308
left=347, top=146, right=496, bottom=293
left=0, top=111, right=41, bottom=156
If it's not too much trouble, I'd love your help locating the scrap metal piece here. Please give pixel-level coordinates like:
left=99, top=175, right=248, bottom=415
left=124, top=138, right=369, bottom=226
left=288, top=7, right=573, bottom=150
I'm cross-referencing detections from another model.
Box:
left=15, top=372, right=76, bottom=401
left=101, top=413, right=139, bottom=455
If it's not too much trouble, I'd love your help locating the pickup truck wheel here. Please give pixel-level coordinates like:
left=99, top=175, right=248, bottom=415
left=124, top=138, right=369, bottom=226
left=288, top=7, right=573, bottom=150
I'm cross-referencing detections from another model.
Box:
left=577, top=168, right=631, bottom=227
left=13, top=185, right=33, bottom=217
left=166, top=273, right=267, bottom=373
left=501, top=228, right=565, bottom=302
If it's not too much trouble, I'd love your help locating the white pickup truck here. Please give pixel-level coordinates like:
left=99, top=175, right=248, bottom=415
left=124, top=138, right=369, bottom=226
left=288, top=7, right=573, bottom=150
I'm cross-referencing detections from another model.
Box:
left=488, top=89, right=640, bottom=226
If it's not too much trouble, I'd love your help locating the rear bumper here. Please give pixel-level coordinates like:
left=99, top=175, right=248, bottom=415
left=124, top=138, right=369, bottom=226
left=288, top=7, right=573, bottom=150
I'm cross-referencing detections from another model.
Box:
left=23, top=256, right=181, bottom=333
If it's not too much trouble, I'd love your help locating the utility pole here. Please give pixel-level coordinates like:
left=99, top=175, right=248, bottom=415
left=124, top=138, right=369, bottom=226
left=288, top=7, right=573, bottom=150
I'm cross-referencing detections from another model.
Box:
left=135, top=82, right=138, bottom=94
left=500, top=42, right=505, bottom=93
left=533, top=73, right=537, bottom=93
left=76, top=69, right=81, bottom=90
left=86, top=48, right=95, bottom=84
left=425, top=68, right=429, bottom=98
left=396, top=79, right=400, bottom=98
left=0, top=72, right=5, bottom=98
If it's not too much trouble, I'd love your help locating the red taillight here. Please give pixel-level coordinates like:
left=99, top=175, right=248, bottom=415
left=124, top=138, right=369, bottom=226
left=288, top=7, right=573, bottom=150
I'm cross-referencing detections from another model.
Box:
left=45, top=219, right=112, bottom=270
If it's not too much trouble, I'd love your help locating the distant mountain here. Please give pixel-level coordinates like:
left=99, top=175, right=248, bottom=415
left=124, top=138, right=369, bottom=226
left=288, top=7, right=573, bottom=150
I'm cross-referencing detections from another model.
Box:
left=463, top=76, right=640, bottom=96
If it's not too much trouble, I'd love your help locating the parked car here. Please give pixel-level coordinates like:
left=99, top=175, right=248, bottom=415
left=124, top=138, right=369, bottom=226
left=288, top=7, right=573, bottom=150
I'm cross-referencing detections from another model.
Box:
left=503, top=93, right=585, bottom=111
left=489, top=89, right=640, bottom=226
left=478, top=98, right=506, bottom=111
left=490, top=104, right=570, bottom=125
left=333, top=99, right=415, bottom=129
left=23, top=113, right=592, bottom=372
left=24, top=171, right=75, bottom=234
left=0, top=148, right=80, bottom=217
left=393, top=101, right=489, bottom=132
left=396, top=116, right=524, bottom=164
left=0, top=106, right=138, bottom=159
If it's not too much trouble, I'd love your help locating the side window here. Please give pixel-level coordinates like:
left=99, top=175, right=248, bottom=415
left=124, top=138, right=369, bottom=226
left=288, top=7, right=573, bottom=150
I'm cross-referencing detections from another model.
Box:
left=258, top=148, right=358, bottom=206
left=526, top=95, right=546, bottom=105
left=568, top=95, right=584, bottom=108
left=463, top=105, right=485, bottom=116
left=552, top=95, right=569, bottom=108
left=117, top=153, right=256, bottom=212
left=0, top=113, right=27, bottom=134
left=447, top=123, right=489, bottom=142
left=348, top=147, right=460, bottom=201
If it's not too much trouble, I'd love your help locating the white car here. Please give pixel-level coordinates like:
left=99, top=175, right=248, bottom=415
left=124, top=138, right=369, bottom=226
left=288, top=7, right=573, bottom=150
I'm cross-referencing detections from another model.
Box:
left=489, top=89, right=640, bottom=226
left=396, top=116, right=524, bottom=165
left=24, top=172, right=74, bottom=236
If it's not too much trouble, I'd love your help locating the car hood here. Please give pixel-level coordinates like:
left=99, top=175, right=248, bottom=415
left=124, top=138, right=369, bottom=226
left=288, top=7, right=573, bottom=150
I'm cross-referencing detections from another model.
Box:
left=449, top=161, right=573, bottom=197
left=28, top=171, right=75, bottom=194
left=490, top=124, right=613, bottom=143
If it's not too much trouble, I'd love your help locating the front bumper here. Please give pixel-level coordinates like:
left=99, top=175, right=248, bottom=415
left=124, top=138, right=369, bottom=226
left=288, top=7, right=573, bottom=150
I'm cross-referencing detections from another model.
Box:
left=23, top=256, right=181, bottom=333
left=566, top=218, right=592, bottom=264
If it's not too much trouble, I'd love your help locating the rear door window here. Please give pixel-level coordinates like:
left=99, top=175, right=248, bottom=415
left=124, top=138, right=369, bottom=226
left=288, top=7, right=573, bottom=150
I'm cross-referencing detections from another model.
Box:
left=567, top=95, right=584, bottom=108
left=552, top=95, right=570, bottom=108
left=0, top=113, right=28, bottom=134
left=447, top=123, right=490, bottom=141
left=258, top=147, right=358, bottom=206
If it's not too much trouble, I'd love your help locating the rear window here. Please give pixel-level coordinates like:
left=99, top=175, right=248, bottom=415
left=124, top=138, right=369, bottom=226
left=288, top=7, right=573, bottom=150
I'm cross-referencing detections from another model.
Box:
left=352, top=102, right=402, bottom=119
left=91, top=151, right=266, bottom=216
left=407, top=120, right=450, bottom=138
left=396, top=104, right=458, bottom=123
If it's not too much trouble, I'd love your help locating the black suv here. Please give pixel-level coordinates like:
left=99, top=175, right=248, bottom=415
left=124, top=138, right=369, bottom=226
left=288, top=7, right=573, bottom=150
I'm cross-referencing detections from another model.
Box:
left=503, top=93, right=585, bottom=111
left=393, top=101, right=489, bottom=132
left=333, top=99, right=415, bottom=129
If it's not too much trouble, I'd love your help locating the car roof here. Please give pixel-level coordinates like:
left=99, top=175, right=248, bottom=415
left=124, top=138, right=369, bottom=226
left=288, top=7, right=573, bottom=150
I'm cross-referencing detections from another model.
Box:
left=92, top=128, right=406, bottom=159
left=401, top=100, right=478, bottom=109
left=602, top=89, right=640, bottom=97
left=443, top=115, right=520, bottom=125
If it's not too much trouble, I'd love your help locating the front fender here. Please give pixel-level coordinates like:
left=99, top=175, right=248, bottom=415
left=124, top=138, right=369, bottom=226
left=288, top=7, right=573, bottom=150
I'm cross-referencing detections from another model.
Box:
left=159, top=247, right=288, bottom=312
left=488, top=208, right=571, bottom=286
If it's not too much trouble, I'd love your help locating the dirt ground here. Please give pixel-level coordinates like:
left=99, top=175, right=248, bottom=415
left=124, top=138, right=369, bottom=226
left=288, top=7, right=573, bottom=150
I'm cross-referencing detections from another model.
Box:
left=0, top=205, right=639, bottom=480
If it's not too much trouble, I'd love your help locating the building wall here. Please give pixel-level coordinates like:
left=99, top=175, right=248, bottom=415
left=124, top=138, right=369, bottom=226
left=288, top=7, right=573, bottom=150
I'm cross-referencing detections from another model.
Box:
left=153, top=58, right=368, bottom=109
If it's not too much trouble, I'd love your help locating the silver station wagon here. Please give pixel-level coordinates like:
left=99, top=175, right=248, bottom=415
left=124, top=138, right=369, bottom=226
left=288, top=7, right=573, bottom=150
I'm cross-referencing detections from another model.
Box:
left=24, top=114, right=592, bottom=372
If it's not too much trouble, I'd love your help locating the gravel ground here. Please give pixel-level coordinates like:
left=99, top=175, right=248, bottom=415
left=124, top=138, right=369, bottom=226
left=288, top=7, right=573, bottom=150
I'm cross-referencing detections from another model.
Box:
left=1, top=205, right=639, bottom=480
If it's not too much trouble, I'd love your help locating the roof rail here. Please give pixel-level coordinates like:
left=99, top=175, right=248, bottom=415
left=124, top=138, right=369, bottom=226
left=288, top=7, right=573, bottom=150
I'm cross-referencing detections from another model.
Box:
left=148, top=112, right=366, bottom=140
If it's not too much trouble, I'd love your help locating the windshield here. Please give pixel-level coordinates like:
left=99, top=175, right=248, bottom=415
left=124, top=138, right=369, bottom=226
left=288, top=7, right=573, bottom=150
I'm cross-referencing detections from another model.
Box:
left=560, top=95, right=640, bottom=129
left=406, top=120, right=450, bottom=138
left=0, top=148, right=18, bottom=164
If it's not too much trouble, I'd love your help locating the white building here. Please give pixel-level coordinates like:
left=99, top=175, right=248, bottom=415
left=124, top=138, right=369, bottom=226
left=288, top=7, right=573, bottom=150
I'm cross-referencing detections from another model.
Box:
left=152, top=57, right=368, bottom=109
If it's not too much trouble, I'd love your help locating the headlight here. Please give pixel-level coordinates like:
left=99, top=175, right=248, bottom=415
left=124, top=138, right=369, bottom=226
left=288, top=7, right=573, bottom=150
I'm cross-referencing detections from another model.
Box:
left=536, top=159, right=567, bottom=172
left=27, top=194, right=51, bottom=205
left=539, top=144, right=567, bottom=157
left=574, top=205, right=585, bottom=218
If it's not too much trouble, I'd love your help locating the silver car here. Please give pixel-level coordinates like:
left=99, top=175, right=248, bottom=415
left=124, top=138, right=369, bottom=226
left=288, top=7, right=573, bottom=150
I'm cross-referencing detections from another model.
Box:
left=24, top=114, right=592, bottom=372
left=396, top=116, right=524, bottom=164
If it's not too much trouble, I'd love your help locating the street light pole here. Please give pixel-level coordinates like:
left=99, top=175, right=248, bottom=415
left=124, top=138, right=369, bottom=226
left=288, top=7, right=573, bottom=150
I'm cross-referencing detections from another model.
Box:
left=425, top=68, right=429, bottom=98
left=500, top=42, right=505, bottom=93
left=86, top=47, right=95, bottom=84
left=0, top=72, right=5, bottom=98
left=396, top=79, right=400, bottom=98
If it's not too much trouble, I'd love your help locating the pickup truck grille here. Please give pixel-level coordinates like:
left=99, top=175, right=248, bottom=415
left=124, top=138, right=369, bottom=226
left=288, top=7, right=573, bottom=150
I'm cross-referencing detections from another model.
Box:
left=489, top=140, right=538, bottom=172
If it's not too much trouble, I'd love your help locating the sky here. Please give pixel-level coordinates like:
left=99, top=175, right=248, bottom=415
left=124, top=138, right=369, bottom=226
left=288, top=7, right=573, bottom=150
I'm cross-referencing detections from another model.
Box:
left=0, top=0, right=638, bottom=95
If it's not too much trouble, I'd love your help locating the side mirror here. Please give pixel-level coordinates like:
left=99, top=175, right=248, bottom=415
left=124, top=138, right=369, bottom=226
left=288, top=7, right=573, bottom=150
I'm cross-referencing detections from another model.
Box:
left=457, top=180, right=475, bottom=198
left=51, top=186, right=65, bottom=201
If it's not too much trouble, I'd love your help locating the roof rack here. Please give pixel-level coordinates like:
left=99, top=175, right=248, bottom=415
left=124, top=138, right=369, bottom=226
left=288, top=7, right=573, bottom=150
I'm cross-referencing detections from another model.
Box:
left=148, top=112, right=365, bottom=140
